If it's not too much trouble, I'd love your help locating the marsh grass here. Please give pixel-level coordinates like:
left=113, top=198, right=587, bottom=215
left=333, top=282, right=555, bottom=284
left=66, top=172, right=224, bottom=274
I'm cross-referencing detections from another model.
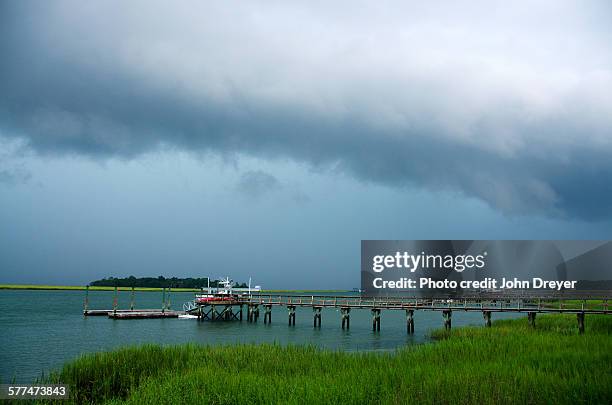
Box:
left=44, top=314, right=612, bottom=404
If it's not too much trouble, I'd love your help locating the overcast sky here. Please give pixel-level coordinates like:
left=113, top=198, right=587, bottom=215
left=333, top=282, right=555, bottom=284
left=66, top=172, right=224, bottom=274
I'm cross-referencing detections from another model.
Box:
left=1, top=1, right=611, bottom=288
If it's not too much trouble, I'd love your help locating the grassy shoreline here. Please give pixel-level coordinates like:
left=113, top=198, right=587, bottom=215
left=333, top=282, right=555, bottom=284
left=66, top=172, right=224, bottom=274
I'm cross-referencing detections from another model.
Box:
left=45, top=314, right=611, bottom=404
left=0, top=284, right=348, bottom=293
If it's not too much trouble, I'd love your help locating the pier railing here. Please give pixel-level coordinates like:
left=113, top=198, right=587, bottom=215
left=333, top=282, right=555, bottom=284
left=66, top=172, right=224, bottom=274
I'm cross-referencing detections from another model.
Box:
left=245, top=291, right=611, bottom=313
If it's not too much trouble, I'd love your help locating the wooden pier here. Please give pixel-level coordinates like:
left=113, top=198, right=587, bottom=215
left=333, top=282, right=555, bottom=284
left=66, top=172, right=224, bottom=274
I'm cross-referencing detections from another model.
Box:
left=84, top=289, right=611, bottom=334
left=242, top=292, right=610, bottom=313
left=235, top=292, right=610, bottom=333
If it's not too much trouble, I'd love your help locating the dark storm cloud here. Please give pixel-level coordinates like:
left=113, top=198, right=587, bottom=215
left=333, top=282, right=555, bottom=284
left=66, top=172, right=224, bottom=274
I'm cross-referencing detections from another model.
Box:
left=1, top=0, right=612, bottom=219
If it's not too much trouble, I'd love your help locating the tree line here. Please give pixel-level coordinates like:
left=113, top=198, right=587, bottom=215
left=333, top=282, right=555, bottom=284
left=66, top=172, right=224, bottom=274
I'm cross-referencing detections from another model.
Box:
left=90, top=276, right=248, bottom=289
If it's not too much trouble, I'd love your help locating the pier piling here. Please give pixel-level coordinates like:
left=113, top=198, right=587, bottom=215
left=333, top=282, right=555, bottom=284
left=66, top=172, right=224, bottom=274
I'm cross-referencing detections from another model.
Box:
left=341, top=307, right=350, bottom=329
left=251, top=305, right=260, bottom=322
left=483, top=311, right=492, bottom=327
left=211, top=305, right=217, bottom=321
left=442, top=310, right=452, bottom=331
left=406, top=309, right=414, bottom=334
left=577, top=312, right=585, bottom=334
left=264, top=304, right=272, bottom=324
left=83, top=285, right=89, bottom=315
left=371, top=308, right=381, bottom=331
left=130, top=286, right=135, bottom=311
left=288, top=305, right=296, bottom=326
left=313, top=306, right=322, bottom=328
left=113, top=285, right=118, bottom=316
left=248, top=304, right=258, bottom=322
left=527, top=312, right=537, bottom=327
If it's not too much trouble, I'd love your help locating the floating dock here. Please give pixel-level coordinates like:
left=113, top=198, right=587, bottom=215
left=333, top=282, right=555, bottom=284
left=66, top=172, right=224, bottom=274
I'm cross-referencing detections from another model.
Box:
left=108, top=310, right=182, bottom=319
left=84, top=309, right=179, bottom=317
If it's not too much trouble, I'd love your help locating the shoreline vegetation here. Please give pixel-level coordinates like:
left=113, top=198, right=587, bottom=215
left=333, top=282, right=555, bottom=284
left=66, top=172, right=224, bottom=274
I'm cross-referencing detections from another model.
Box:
left=43, top=314, right=611, bottom=404
left=90, top=276, right=250, bottom=289
left=0, top=284, right=349, bottom=293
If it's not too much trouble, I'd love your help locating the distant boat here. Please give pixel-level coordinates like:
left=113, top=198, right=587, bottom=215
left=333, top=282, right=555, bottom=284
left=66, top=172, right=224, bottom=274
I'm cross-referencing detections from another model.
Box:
left=194, top=277, right=261, bottom=304
left=195, top=277, right=238, bottom=303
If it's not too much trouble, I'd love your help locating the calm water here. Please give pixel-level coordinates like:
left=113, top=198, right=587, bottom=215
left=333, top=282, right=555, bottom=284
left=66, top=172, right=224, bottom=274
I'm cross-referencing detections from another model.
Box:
left=0, top=289, right=520, bottom=383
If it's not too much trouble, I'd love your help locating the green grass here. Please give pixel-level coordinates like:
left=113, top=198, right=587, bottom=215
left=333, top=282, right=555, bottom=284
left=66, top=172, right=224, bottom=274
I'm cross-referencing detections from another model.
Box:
left=43, top=314, right=612, bottom=404
left=535, top=299, right=608, bottom=311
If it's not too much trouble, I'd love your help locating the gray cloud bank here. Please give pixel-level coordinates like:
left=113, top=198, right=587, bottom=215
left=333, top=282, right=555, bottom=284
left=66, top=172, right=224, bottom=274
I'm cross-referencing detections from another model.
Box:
left=237, top=170, right=282, bottom=199
left=1, top=1, right=612, bottom=219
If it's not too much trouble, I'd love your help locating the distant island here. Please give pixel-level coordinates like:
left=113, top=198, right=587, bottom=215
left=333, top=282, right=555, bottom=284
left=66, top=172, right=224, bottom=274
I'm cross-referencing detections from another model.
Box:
left=90, top=276, right=248, bottom=289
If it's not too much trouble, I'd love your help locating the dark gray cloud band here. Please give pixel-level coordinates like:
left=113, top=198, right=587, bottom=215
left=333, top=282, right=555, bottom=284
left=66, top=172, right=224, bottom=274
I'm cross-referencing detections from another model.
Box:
left=1, top=1, right=612, bottom=219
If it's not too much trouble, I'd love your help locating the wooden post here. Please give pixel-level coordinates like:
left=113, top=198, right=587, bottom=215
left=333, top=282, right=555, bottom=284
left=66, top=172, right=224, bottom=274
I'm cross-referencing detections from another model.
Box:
left=161, top=288, right=166, bottom=314
left=288, top=305, right=296, bottom=326
left=371, top=308, right=381, bottom=331
left=84, top=285, right=89, bottom=315
left=443, top=310, right=452, bottom=330
left=406, top=309, right=414, bottom=334
left=577, top=312, right=585, bottom=334
left=248, top=304, right=254, bottom=322
left=166, top=286, right=171, bottom=310
left=264, top=304, right=272, bottom=324
left=346, top=307, right=350, bottom=329
left=113, top=285, right=118, bottom=315
left=341, top=307, right=350, bottom=329
left=313, top=307, right=321, bottom=328
left=527, top=312, right=536, bottom=327
left=130, top=286, right=135, bottom=311
left=483, top=311, right=491, bottom=327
